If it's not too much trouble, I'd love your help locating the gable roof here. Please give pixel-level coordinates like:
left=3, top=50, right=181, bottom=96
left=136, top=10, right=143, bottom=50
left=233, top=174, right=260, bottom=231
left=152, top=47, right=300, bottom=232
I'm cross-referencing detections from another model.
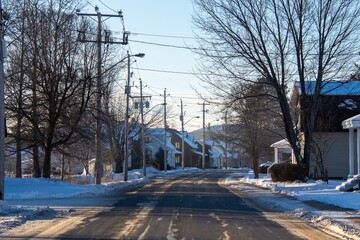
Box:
left=292, top=81, right=360, bottom=132
left=145, top=128, right=176, bottom=151
left=174, top=131, right=198, bottom=149
left=270, top=139, right=291, bottom=149
left=342, top=114, right=360, bottom=129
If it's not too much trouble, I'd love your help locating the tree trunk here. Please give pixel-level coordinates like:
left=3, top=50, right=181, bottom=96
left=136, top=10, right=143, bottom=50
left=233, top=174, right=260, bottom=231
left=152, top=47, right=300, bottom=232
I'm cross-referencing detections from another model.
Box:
left=61, top=154, right=65, bottom=180
left=253, top=158, right=259, bottom=179
left=115, top=148, right=122, bottom=173
left=42, top=146, right=52, bottom=178
left=276, top=86, right=303, bottom=164
left=32, top=144, right=41, bottom=178
left=67, top=158, right=71, bottom=177
left=31, top=87, right=41, bottom=178
left=15, top=116, right=22, bottom=178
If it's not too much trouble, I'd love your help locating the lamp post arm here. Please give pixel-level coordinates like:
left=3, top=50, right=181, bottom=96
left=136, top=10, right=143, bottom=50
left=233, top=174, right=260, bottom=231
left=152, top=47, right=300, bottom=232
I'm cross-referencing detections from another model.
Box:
left=103, top=53, right=145, bottom=76
left=184, top=116, right=200, bottom=126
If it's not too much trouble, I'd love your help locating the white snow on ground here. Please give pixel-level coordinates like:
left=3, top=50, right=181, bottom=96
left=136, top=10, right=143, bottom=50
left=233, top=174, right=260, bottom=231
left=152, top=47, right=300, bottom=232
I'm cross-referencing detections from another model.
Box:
left=234, top=172, right=360, bottom=210
left=0, top=167, right=360, bottom=239
left=0, top=167, right=198, bottom=233
left=224, top=171, right=360, bottom=239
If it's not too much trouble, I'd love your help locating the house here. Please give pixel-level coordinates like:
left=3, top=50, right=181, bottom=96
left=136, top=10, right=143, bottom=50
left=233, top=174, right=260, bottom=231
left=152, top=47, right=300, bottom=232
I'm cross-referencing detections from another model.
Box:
left=290, top=80, right=360, bottom=179
left=191, top=125, right=245, bottom=168
left=206, top=140, right=240, bottom=168
left=270, top=139, right=295, bottom=164
left=336, top=114, right=360, bottom=190
left=194, top=140, right=211, bottom=168
left=87, top=127, right=178, bottom=174
left=207, top=141, right=223, bottom=168
left=191, top=139, right=240, bottom=168
left=218, top=141, right=242, bottom=168
left=144, top=128, right=178, bottom=169
left=167, top=129, right=202, bottom=168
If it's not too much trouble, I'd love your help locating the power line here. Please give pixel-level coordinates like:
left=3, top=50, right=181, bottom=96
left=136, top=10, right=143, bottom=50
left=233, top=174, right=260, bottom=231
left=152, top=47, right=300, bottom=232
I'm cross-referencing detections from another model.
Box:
left=137, top=67, right=199, bottom=75
left=97, top=0, right=118, bottom=14
left=85, top=0, right=97, bottom=9
left=78, top=30, right=360, bottom=58
left=129, top=39, right=197, bottom=50
left=130, top=32, right=195, bottom=39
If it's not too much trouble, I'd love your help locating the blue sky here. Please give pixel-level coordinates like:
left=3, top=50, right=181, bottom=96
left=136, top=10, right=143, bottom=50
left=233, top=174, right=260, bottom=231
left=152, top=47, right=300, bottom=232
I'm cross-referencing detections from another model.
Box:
left=82, top=0, right=218, bottom=131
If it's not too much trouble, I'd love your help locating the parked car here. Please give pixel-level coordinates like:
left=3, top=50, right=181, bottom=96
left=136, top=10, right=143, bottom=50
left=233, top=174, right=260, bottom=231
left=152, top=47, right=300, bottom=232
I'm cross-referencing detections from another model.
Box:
left=259, top=161, right=273, bottom=174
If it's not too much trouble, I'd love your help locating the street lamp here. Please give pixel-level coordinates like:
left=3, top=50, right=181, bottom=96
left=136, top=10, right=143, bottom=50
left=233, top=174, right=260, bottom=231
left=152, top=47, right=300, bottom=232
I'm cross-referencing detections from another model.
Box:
left=208, top=119, right=220, bottom=129
left=180, top=109, right=200, bottom=170
left=124, top=52, right=145, bottom=182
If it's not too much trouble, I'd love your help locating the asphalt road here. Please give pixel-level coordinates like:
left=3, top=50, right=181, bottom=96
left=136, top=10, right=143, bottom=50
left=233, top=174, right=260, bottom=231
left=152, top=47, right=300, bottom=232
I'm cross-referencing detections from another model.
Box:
left=2, top=171, right=340, bottom=240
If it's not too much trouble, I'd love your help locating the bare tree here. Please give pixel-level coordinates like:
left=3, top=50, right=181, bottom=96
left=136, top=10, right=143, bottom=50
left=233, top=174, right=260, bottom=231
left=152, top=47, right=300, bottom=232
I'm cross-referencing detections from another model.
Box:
left=102, top=79, right=164, bottom=173
left=231, top=81, right=282, bottom=178
left=5, top=0, right=97, bottom=178
left=193, top=0, right=360, bottom=170
left=5, top=0, right=46, bottom=177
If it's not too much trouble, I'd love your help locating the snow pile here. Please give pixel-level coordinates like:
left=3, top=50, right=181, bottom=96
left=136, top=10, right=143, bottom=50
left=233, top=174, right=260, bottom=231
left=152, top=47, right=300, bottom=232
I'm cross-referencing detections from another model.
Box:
left=0, top=202, right=62, bottom=233
left=225, top=172, right=360, bottom=239
left=235, top=174, right=360, bottom=211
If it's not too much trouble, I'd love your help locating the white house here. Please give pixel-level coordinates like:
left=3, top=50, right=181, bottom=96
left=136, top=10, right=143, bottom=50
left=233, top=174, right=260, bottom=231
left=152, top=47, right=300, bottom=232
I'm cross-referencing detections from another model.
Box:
left=289, top=80, right=360, bottom=179
left=270, top=139, right=295, bottom=164
left=145, top=128, right=178, bottom=169
left=337, top=114, right=360, bottom=191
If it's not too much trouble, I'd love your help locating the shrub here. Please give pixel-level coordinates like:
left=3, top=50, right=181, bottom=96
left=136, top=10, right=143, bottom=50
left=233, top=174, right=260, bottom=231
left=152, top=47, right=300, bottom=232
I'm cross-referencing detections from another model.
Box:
left=269, top=163, right=307, bottom=182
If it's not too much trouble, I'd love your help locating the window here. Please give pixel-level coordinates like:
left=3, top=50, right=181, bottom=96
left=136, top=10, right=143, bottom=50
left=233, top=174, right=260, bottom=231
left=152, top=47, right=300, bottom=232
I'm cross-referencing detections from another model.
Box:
left=175, top=142, right=181, bottom=149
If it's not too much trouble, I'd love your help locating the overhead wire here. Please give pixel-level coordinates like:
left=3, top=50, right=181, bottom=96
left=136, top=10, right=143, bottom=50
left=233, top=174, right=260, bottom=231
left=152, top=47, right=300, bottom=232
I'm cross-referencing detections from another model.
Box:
left=129, top=39, right=197, bottom=50
left=136, top=67, right=199, bottom=75
left=85, top=0, right=97, bottom=9
left=97, top=0, right=119, bottom=14
left=77, top=4, right=207, bottom=116
left=130, top=32, right=196, bottom=39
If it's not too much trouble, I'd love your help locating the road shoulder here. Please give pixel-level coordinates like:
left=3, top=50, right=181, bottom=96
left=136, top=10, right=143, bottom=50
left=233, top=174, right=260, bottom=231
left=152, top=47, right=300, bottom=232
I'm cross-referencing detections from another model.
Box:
left=220, top=177, right=360, bottom=240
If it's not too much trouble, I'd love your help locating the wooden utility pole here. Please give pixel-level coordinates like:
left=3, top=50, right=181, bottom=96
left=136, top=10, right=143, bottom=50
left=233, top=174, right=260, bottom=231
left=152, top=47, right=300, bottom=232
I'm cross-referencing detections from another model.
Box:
left=124, top=53, right=131, bottom=181
left=131, top=80, right=151, bottom=177
left=140, top=80, right=146, bottom=176
left=76, top=7, right=127, bottom=184
left=180, top=99, right=185, bottom=170
left=199, top=102, right=210, bottom=169
left=94, top=11, right=102, bottom=184
left=163, top=88, right=167, bottom=172
left=225, top=110, right=228, bottom=169
left=123, top=52, right=145, bottom=181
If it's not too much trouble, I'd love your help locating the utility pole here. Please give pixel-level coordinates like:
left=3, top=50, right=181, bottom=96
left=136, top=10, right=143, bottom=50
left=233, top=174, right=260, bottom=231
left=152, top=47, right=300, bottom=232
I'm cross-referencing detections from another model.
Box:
left=199, top=102, right=210, bottom=169
left=94, top=11, right=102, bottom=185
left=123, top=53, right=144, bottom=181
left=202, top=102, right=206, bottom=169
left=163, top=88, right=167, bottom=172
left=124, top=52, right=131, bottom=181
left=140, top=79, right=146, bottom=176
left=77, top=8, right=127, bottom=184
left=132, top=79, right=151, bottom=177
left=0, top=0, right=6, bottom=200
left=225, top=110, right=228, bottom=169
left=180, top=99, right=185, bottom=170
